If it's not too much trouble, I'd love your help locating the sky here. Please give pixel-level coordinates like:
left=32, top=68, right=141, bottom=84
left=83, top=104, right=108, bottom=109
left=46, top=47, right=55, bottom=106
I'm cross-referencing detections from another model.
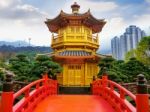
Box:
left=0, top=0, right=150, bottom=52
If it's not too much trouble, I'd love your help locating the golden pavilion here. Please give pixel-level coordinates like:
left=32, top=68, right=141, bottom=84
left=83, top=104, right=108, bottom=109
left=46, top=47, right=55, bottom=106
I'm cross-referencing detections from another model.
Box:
left=45, top=2, right=106, bottom=87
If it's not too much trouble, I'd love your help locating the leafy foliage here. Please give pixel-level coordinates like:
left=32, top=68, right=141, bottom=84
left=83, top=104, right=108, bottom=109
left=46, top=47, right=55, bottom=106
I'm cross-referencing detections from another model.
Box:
left=0, top=68, right=4, bottom=81
left=98, top=57, right=150, bottom=82
left=9, top=54, right=33, bottom=81
left=0, top=61, right=6, bottom=91
left=135, top=36, right=150, bottom=66
left=125, top=49, right=135, bottom=62
left=31, top=55, right=62, bottom=79
left=9, top=54, right=62, bottom=82
left=0, top=60, right=8, bottom=81
left=98, top=57, right=115, bottom=76
left=122, top=58, right=150, bottom=82
left=125, top=36, right=150, bottom=66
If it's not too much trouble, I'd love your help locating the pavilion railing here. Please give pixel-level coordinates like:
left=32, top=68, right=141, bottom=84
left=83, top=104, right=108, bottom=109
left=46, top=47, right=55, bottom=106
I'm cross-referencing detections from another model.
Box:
left=0, top=72, right=58, bottom=112
left=92, top=73, right=149, bottom=112
left=121, top=82, right=150, bottom=94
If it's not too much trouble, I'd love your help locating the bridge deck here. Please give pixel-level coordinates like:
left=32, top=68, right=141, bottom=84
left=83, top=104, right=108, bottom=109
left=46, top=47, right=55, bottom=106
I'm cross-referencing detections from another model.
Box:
left=34, top=95, right=115, bottom=112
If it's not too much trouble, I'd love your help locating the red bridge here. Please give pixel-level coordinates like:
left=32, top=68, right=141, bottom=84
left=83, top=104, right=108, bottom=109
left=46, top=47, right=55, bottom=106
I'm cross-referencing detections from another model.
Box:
left=0, top=73, right=149, bottom=112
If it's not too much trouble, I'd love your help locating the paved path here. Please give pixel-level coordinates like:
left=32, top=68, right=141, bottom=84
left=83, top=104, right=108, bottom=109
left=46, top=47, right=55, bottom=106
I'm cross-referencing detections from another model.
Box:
left=34, top=95, right=115, bottom=112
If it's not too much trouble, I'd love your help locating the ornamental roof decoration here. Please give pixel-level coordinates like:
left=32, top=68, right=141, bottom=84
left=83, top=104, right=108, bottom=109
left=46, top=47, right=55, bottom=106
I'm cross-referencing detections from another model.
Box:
left=45, top=2, right=106, bottom=33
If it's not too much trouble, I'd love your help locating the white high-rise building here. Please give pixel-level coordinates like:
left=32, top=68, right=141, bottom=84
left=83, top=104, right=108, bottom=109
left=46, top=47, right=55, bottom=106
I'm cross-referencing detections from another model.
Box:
left=111, top=25, right=146, bottom=60
left=124, top=33, right=132, bottom=52
left=111, top=36, right=120, bottom=60
left=141, top=30, right=146, bottom=38
left=120, top=35, right=126, bottom=59
left=137, top=28, right=142, bottom=42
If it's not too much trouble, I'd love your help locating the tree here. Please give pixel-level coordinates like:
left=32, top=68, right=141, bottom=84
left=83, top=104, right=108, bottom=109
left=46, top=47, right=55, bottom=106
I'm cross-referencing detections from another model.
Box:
left=98, top=57, right=115, bottom=76
left=108, top=60, right=128, bottom=82
left=0, top=68, right=4, bottom=81
left=98, top=57, right=150, bottom=83
left=122, top=58, right=150, bottom=82
left=0, top=60, right=8, bottom=81
left=0, top=52, right=16, bottom=62
left=9, top=54, right=62, bottom=82
left=9, top=54, right=33, bottom=81
left=31, top=55, right=62, bottom=80
left=135, top=36, right=150, bottom=66
left=125, top=49, right=135, bottom=62
left=97, top=57, right=127, bottom=82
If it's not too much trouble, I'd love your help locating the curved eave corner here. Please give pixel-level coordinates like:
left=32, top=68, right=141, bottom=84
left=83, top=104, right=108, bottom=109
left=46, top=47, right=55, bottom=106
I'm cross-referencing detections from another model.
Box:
left=96, top=53, right=112, bottom=59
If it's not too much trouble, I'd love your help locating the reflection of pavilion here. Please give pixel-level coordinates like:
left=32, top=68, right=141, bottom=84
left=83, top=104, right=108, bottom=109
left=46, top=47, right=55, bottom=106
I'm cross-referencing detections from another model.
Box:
left=45, top=2, right=106, bottom=87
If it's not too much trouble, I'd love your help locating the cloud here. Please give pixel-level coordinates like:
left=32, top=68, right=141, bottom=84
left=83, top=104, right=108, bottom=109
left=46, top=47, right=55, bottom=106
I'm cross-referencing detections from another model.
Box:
left=0, top=0, right=149, bottom=49
left=0, top=0, right=48, bottom=25
left=63, top=0, right=118, bottom=13
left=99, top=13, right=150, bottom=51
left=102, top=17, right=127, bottom=36
left=132, top=14, right=150, bottom=34
left=100, top=17, right=128, bottom=50
left=80, top=1, right=118, bottom=12
left=145, top=0, right=150, bottom=4
left=0, top=0, right=51, bottom=46
left=0, top=0, right=20, bottom=8
left=15, top=4, right=48, bottom=18
left=0, top=18, right=51, bottom=46
left=133, top=14, right=150, bottom=26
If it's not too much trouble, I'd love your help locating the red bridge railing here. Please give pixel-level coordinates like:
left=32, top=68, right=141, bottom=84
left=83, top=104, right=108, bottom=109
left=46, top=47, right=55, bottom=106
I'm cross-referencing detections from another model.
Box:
left=0, top=72, right=58, bottom=112
left=0, top=71, right=149, bottom=112
left=92, top=74, right=149, bottom=112
left=121, top=82, right=150, bottom=94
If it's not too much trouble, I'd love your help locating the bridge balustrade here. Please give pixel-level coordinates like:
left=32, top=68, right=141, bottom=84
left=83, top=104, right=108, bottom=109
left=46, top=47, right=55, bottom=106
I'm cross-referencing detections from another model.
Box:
left=122, top=82, right=150, bottom=94
left=1, top=71, right=149, bottom=112
left=1, top=73, right=58, bottom=112
left=92, top=74, right=149, bottom=112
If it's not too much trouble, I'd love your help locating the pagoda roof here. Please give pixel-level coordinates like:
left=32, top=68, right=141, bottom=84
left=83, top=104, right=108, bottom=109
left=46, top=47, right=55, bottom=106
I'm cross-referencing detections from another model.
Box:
left=53, top=50, right=94, bottom=59
left=58, top=50, right=91, bottom=56
left=45, top=10, right=106, bottom=33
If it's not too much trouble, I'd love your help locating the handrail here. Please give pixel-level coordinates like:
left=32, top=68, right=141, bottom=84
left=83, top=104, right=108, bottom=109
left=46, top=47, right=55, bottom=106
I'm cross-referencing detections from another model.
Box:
left=13, top=79, right=44, bottom=99
left=108, top=80, right=136, bottom=112
left=92, top=77, right=136, bottom=112
left=121, top=82, right=150, bottom=94
left=109, top=80, right=136, bottom=101
left=13, top=77, right=58, bottom=112
left=1, top=74, right=58, bottom=112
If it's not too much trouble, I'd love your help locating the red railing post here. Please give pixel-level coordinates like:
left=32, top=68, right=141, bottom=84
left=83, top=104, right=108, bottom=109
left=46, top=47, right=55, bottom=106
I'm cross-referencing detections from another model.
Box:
left=102, top=67, right=108, bottom=87
left=120, top=89, right=125, bottom=99
left=136, top=74, right=149, bottom=112
left=1, top=71, right=14, bottom=112
left=55, top=80, right=58, bottom=94
left=91, top=76, right=96, bottom=94
left=101, top=68, right=108, bottom=99
left=42, top=73, right=48, bottom=86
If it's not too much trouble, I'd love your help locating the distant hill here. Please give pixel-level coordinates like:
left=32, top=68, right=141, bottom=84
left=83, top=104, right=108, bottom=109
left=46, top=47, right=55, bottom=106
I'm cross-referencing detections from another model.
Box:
left=0, top=45, right=52, bottom=53
left=0, top=41, right=30, bottom=47
left=0, top=45, right=52, bottom=61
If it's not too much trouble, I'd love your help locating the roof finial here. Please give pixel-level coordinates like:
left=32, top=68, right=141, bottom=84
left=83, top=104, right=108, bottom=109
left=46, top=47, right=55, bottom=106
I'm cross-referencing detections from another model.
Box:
left=71, top=2, right=80, bottom=14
